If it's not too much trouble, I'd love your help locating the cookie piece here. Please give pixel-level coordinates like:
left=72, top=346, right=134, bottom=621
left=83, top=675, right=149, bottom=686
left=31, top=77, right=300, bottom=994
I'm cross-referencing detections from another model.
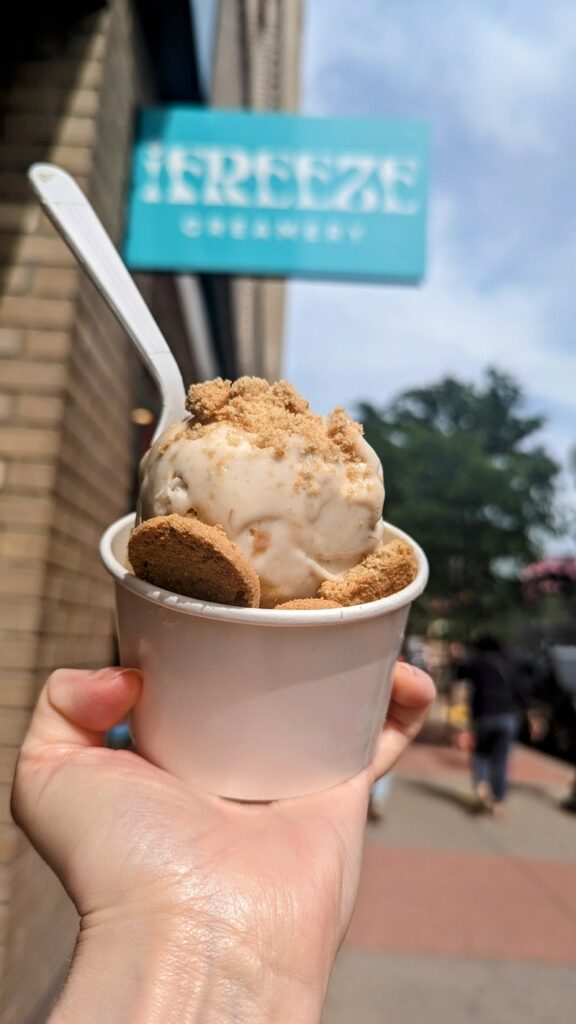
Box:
left=318, top=539, right=417, bottom=606
left=128, top=514, right=260, bottom=607
left=275, top=598, right=342, bottom=611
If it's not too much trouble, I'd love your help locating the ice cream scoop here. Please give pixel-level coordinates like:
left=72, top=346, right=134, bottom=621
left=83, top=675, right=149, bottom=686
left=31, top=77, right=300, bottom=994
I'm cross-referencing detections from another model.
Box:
left=138, top=377, right=386, bottom=607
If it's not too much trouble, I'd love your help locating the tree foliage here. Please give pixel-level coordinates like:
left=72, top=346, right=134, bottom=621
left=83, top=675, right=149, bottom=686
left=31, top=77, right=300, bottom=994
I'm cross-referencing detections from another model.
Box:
left=359, top=369, right=561, bottom=634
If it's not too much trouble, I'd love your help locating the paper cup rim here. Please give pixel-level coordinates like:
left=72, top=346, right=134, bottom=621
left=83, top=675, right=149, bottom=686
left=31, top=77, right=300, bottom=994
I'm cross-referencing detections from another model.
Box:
left=100, top=513, right=429, bottom=627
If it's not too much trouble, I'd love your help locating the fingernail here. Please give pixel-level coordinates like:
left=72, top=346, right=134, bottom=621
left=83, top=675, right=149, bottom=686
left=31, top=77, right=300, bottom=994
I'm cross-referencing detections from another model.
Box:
left=407, top=663, right=430, bottom=680
left=403, top=659, right=426, bottom=675
left=91, top=667, right=140, bottom=682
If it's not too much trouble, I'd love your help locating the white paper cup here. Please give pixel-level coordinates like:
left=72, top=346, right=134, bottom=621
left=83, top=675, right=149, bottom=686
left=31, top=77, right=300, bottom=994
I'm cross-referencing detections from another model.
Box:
left=100, top=514, right=428, bottom=800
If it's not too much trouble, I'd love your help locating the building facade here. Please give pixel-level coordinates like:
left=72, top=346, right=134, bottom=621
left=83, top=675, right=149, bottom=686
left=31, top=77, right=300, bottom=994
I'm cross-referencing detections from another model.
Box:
left=0, top=1, right=301, bottom=1019
left=212, top=0, right=302, bottom=381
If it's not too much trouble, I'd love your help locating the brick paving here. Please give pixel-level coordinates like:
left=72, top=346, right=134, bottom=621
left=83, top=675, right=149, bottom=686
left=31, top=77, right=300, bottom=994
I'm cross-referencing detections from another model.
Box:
left=323, top=737, right=576, bottom=1024
left=348, top=847, right=576, bottom=962
left=399, top=740, right=574, bottom=787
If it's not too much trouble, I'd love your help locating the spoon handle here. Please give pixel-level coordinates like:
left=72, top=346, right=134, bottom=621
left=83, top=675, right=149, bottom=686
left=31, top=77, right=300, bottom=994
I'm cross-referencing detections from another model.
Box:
left=28, top=163, right=186, bottom=439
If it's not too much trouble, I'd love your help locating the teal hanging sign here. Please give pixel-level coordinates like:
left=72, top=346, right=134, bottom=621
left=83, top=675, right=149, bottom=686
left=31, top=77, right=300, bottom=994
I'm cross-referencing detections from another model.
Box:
left=124, top=107, right=429, bottom=281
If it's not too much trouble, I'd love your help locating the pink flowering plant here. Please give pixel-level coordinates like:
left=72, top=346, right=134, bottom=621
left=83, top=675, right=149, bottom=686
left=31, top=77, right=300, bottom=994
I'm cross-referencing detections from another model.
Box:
left=522, top=557, right=576, bottom=600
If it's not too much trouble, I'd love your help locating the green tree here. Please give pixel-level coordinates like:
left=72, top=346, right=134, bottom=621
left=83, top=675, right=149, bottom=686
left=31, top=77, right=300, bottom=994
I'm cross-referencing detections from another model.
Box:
left=359, top=368, right=561, bottom=635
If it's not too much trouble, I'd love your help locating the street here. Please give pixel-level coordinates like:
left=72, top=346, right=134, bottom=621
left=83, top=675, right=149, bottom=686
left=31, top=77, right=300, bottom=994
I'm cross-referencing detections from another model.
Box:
left=323, top=733, right=576, bottom=1024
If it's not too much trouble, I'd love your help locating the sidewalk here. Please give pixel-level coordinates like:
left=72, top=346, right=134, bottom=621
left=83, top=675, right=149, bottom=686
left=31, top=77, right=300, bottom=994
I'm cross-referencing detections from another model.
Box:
left=322, top=735, right=576, bottom=1024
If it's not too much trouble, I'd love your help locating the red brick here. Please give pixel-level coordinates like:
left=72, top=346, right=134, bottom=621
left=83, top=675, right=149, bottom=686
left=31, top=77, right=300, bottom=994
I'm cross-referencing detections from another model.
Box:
left=32, top=269, right=78, bottom=299
left=0, top=205, right=37, bottom=232
left=0, top=329, right=23, bottom=355
left=347, top=846, right=576, bottom=963
left=0, top=427, right=60, bottom=458
left=5, top=461, right=57, bottom=492
left=0, top=395, right=14, bottom=420
left=14, top=395, right=64, bottom=425
left=0, top=361, right=67, bottom=392
left=0, top=296, right=75, bottom=330
left=1, top=114, right=96, bottom=148
left=25, top=331, right=70, bottom=360
left=16, top=59, right=103, bottom=90
left=2, top=234, right=75, bottom=268
left=399, top=742, right=574, bottom=788
left=0, top=707, right=30, bottom=743
left=1, top=85, right=99, bottom=118
left=2, top=266, right=31, bottom=296
left=0, top=824, right=19, bottom=863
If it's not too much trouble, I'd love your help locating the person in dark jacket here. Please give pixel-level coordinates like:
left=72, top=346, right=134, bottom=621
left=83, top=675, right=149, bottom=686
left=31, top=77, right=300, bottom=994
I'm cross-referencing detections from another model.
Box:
left=457, top=634, right=530, bottom=815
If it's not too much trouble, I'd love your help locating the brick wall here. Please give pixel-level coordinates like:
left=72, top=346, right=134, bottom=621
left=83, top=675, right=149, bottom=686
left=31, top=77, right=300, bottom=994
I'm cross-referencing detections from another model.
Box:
left=0, top=3, right=195, bottom=1020
left=0, top=0, right=297, bottom=1016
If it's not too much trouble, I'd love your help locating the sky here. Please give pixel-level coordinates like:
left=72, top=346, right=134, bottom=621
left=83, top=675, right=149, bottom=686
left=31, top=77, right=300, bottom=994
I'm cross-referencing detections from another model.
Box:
left=284, top=0, right=576, bottom=538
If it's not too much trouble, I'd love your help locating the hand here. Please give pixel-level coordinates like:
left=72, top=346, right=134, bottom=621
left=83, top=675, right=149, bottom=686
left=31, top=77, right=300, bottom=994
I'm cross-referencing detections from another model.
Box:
left=12, top=662, right=435, bottom=1023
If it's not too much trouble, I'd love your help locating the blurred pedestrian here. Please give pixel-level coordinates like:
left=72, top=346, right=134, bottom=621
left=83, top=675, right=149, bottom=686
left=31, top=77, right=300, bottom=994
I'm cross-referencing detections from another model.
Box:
left=456, top=634, right=533, bottom=816
left=528, top=648, right=576, bottom=813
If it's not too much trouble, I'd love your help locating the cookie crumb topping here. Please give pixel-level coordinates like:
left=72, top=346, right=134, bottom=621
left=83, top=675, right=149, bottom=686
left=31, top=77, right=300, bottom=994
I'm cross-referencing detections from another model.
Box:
left=185, top=377, right=364, bottom=462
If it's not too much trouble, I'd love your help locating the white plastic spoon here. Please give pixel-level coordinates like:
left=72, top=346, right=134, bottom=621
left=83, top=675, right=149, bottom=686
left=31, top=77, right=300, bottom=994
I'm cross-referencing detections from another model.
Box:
left=28, top=163, right=186, bottom=440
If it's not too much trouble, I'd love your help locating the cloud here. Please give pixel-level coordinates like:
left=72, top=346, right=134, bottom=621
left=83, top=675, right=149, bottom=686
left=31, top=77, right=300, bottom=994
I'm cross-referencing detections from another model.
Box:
left=287, top=195, right=575, bottom=416
left=285, top=0, right=576, bottom=527
left=285, top=233, right=574, bottom=425
left=305, top=0, right=576, bottom=157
